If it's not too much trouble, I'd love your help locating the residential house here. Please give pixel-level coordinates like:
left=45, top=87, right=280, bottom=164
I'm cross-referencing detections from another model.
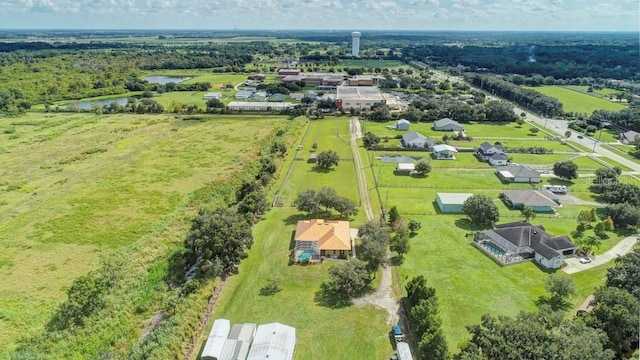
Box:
left=496, top=165, right=541, bottom=183
left=436, top=193, right=473, bottom=213
left=501, top=190, right=560, bottom=212
left=294, top=219, right=351, bottom=261
left=488, top=152, right=509, bottom=166
left=476, top=141, right=507, bottom=165
left=620, top=130, right=640, bottom=145
left=433, top=118, right=464, bottom=132
left=401, top=131, right=434, bottom=149
left=432, top=144, right=458, bottom=160
left=474, top=221, right=578, bottom=269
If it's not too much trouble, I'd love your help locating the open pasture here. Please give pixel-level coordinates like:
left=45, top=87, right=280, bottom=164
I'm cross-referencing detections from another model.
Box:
left=526, top=86, right=627, bottom=114
left=0, top=112, right=288, bottom=356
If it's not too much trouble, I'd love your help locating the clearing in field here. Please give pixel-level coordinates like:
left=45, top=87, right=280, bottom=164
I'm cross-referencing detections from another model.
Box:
left=526, top=86, right=626, bottom=114
left=0, top=112, right=288, bottom=357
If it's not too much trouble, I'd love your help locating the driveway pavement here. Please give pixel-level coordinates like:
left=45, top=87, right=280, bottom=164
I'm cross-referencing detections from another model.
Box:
left=563, top=235, right=639, bottom=274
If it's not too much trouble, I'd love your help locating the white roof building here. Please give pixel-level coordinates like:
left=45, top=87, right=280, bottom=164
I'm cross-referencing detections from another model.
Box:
left=227, top=102, right=294, bottom=111
left=204, top=92, right=222, bottom=100
left=336, top=86, right=386, bottom=110
left=246, top=323, right=296, bottom=360
left=201, top=319, right=231, bottom=360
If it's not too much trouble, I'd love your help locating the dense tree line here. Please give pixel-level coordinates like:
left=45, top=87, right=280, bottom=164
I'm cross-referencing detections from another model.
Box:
left=405, top=276, right=449, bottom=360
left=404, top=42, right=638, bottom=79
left=469, top=74, right=563, bottom=117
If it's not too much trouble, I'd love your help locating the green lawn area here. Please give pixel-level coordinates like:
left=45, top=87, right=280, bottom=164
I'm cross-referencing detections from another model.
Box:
left=397, top=214, right=610, bottom=349
left=0, top=112, right=289, bottom=357
left=277, top=117, right=359, bottom=208
left=526, top=86, right=627, bottom=114
left=211, top=208, right=390, bottom=359
left=363, top=121, right=534, bottom=139
left=571, top=155, right=608, bottom=171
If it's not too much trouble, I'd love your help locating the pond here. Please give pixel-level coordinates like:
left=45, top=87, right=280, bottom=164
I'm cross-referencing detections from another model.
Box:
left=65, top=97, right=129, bottom=110
left=143, top=75, right=192, bottom=84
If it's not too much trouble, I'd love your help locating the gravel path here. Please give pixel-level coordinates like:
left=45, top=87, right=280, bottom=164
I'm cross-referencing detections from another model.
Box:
left=349, top=117, right=400, bottom=324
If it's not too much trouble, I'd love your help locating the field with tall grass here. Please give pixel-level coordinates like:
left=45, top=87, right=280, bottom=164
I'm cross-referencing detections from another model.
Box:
left=0, top=112, right=291, bottom=357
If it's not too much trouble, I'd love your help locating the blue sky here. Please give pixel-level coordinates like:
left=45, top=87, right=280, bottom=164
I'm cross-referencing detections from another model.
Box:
left=0, top=0, right=636, bottom=31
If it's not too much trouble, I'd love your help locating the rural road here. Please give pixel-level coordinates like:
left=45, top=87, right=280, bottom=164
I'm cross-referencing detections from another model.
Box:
left=562, top=235, right=639, bottom=274
left=349, top=117, right=400, bottom=325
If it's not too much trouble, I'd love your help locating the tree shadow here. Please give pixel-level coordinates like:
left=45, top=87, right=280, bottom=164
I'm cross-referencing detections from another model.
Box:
left=454, top=218, right=485, bottom=232
left=283, top=213, right=310, bottom=226
left=314, top=283, right=353, bottom=309
left=534, top=295, right=571, bottom=311
left=312, top=166, right=335, bottom=173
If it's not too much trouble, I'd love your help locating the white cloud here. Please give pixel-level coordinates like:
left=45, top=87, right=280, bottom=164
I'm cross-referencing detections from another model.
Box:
left=0, top=0, right=635, bottom=30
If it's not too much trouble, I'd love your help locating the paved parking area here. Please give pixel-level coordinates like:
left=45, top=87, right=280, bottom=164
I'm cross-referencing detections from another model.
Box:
left=563, top=235, right=639, bottom=274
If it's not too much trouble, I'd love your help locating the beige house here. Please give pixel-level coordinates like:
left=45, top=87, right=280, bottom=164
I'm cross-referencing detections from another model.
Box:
left=294, top=219, right=351, bottom=261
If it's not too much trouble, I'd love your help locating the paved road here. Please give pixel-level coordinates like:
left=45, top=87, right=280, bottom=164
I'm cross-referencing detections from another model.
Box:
left=563, top=235, right=639, bottom=274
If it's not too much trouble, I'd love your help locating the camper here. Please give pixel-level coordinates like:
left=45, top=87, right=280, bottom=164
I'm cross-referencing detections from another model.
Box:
left=542, top=185, right=568, bottom=194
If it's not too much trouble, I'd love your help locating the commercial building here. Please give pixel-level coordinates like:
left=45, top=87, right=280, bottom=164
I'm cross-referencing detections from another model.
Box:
left=336, top=86, right=386, bottom=110
left=227, top=102, right=294, bottom=111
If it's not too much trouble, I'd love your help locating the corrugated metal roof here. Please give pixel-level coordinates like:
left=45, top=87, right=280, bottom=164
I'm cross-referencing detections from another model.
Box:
left=246, top=323, right=296, bottom=360
left=436, top=193, right=474, bottom=205
left=201, top=319, right=231, bottom=360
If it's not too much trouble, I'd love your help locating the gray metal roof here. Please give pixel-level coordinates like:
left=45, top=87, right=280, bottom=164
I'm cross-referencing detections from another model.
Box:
left=502, top=190, right=558, bottom=208
left=434, top=118, right=463, bottom=128
left=436, top=193, right=474, bottom=205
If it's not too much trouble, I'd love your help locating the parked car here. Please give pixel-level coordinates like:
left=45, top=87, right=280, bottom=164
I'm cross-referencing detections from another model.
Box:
left=392, top=325, right=404, bottom=342
left=577, top=135, right=584, bottom=139
left=579, top=256, right=592, bottom=264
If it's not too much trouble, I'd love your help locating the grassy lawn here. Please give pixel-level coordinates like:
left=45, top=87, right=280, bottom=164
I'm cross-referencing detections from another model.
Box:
left=568, top=156, right=607, bottom=171
left=526, top=86, right=627, bottom=114
left=211, top=208, right=390, bottom=359
left=277, top=117, right=359, bottom=208
left=0, top=112, right=289, bottom=357
left=363, top=121, right=533, bottom=139
left=603, top=144, right=640, bottom=166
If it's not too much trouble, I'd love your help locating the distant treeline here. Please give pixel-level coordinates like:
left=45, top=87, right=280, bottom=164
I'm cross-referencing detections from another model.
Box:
left=404, top=43, right=637, bottom=80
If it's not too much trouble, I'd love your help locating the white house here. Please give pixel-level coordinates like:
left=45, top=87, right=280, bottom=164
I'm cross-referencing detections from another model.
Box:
left=620, top=130, right=640, bottom=145
left=432, top=144, right=458, bottom=160
left=394, top=119, right=410, bottom=131
left=488, top=152, right=509, bottom=166
left=401, top=131, right=434, bottom=149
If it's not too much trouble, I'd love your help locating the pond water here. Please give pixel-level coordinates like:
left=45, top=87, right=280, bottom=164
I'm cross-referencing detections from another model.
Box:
left=143, top=75, right=192, bottom=84
left=66, top=97, right=129, bottom=110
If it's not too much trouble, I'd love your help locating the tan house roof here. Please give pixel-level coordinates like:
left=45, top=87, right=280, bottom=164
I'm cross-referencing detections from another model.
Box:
left=294, top=219, right=351, bottom=251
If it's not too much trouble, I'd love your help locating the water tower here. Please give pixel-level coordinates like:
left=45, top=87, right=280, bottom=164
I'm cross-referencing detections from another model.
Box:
left=351, top=31, right=361, bottom=57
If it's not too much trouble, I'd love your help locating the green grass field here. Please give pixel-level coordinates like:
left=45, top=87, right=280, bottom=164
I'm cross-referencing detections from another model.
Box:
left=363, top=121, right=535, bottom=139
left=397, top=214, right=610, bottom=349
left=209, top=117, right=392, bottom=358
left=0, top=112, right=289, bottom=357
left=277, top=117, right=359, bottom=207
left=210, top=208, right=390, bottom=359
left=526, top=86, right=627, bottom=114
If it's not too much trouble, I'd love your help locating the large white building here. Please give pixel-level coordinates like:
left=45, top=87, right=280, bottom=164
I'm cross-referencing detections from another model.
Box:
left=351, top=31, right=361, bottom=57
left=336, top=86, right=385, bottom=110
left=227, top=102, right=294, bottom=111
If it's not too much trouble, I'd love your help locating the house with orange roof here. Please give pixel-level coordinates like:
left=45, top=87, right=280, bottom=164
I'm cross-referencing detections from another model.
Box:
left=294, top=219, right=352, bottom=262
